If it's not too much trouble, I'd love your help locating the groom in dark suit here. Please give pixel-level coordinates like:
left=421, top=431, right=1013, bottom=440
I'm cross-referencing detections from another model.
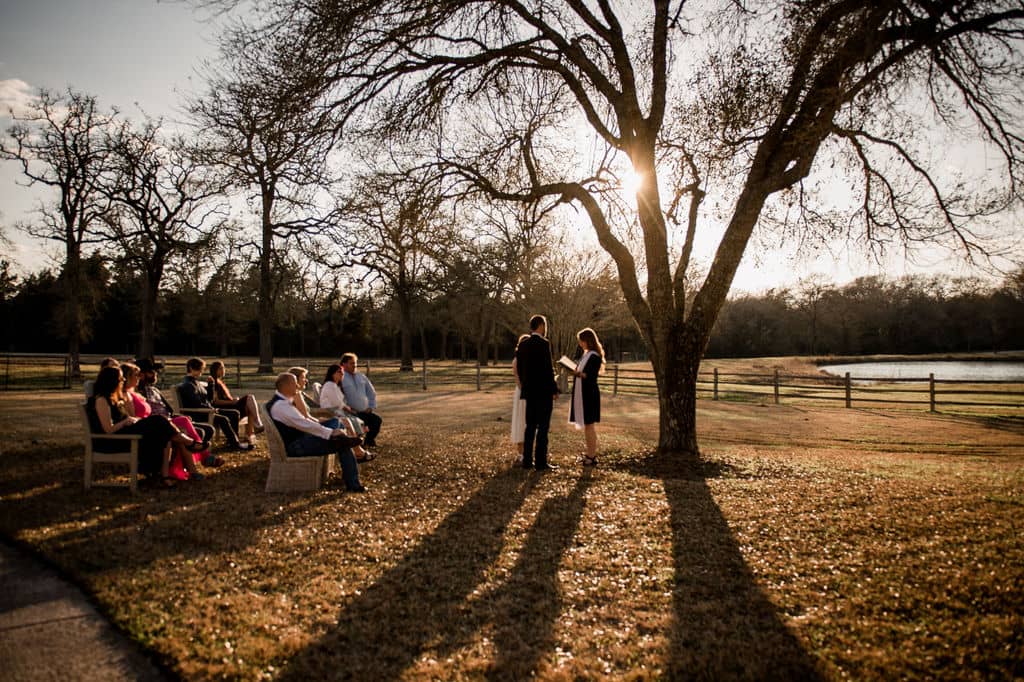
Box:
left=516, top=314, right=560, bottom=471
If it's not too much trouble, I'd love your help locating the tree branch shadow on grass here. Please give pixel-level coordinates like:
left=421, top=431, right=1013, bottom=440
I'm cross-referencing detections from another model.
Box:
left=277, top=467, right=550, bottom=681
left=482, top=473, right=592, bottom=680
left=624, top=454, right=824, bottom=679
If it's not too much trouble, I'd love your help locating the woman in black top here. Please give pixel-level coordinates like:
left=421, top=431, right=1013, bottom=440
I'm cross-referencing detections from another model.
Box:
left=208, top=360, right=264, bottom=442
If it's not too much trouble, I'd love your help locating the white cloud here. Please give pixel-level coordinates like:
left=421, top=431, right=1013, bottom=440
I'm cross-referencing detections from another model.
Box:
left=0, top=79, right=38, bottom=117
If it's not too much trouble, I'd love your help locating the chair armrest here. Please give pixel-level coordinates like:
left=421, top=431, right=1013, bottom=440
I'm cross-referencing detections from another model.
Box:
left=91, top=433, right=143, bottom=441
left=179, top=407, right=216, bottom=422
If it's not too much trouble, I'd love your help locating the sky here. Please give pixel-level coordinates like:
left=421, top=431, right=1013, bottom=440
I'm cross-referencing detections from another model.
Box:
left=0, top=0, right=1019, bottom=295
left=0, top=0, right=222, bottom=268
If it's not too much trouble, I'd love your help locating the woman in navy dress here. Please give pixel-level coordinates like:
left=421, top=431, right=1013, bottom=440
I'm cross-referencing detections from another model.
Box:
left=569, top=327, right=605, bottom=466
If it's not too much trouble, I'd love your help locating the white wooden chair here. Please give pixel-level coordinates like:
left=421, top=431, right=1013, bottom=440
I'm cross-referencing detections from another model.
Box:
left=262, top=403, right=334, bottom=493
left=171, top=384, right=217, bottom=425
left=78, top=402, right=142, bottom=493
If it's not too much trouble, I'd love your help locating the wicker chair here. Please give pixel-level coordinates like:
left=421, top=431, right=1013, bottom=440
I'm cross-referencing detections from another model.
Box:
left=78, top=402, right=142, bottom=493
left=262, top=403, right=334, bottom=493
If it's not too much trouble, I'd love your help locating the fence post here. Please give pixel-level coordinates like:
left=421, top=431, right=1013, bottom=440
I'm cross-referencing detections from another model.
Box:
left=365, top=360, right=370, bottom=377
left=422, top=358, right=427, bottom=391
left=929, top=373, right=936, bottom=412
left=235, top=358, right=242, bottom=387
left=774, top=369, right=780, bottom=405
left=3, top=354, right=8, bottom=390
left=613, top=364, right=619, bottom=396
left=476, top=363, right=481, bottom=391
left=64, top=355, right=71, bottom=389
left=845, top=372, right=851, bottom=408
left=713, top=368, right=719, bottom=401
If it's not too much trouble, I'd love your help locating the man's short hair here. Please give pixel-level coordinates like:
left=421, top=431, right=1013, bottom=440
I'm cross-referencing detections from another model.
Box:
left=340, top=353, right=358, bottom=365
left=186, top=357, right=205, bottom=372
left=529, top=315, right=547, bottom=331
left=275, top=372, right=297, bottom=391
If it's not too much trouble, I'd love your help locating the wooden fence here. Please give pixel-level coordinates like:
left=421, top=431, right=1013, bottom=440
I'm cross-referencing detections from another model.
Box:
left=2, top=353, right=1022, bottom=412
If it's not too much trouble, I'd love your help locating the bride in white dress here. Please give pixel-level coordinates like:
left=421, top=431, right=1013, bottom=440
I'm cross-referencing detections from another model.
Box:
left=510, top=334, right=529, bottom=462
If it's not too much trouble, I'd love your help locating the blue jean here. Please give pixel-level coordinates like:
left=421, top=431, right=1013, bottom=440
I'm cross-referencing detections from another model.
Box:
left=286, top=418, right=361, bottom=490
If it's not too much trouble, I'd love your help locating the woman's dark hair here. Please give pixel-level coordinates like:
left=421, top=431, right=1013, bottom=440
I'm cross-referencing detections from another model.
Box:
left=324, top=363, right=343, bottom=384
left=514, top=334, right=530, bottom=352
left=209, top=360, right=225, bottom=379
left=577, top=327, right=606, bottom=370
left=93, top=365, right=124, bottom=403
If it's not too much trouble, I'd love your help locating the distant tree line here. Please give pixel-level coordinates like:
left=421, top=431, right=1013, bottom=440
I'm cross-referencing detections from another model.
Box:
left=707, top=272, right=1024, bottom=358
left=1, top=252, right=1019, bottom=361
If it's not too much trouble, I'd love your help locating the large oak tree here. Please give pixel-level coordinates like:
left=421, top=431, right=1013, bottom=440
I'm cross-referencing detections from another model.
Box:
left=227, top=1, right=1024, bottom=455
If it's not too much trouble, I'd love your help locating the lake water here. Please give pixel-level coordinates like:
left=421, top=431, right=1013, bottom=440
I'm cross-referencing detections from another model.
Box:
left=819, top=361, right=1024, bottom=381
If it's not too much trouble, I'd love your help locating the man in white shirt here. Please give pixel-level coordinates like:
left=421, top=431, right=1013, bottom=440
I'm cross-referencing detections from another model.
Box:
left=267, top=372, right=366, bottom=492
left=340, top=353, right=382, bottom=447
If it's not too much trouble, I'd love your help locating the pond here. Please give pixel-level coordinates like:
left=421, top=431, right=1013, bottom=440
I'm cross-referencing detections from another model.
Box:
left=819, top=361, right=1024, bottom=382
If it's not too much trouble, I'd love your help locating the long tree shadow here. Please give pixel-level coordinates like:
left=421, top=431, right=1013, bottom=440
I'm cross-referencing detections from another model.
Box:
left=278, top=467, right=538, bottom=680
left=632, top=454, right=824, bottom=679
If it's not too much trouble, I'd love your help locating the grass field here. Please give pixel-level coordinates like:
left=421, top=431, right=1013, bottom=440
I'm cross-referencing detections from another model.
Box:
left=0, top=385, right=1022, bottom=680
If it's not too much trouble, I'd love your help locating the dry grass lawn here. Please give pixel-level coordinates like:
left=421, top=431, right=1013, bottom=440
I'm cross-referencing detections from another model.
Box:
left=0, top=385, right=1022, bottom=680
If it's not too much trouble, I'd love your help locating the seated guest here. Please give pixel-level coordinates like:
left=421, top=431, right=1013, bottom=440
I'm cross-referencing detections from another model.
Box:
left=207, top=360, right=264, bottom=441
left=287, top=367, right=321, bottom=417
left=85, top=357, right=121, bottom=397
left=123, top=361, right=217, bottom=479
left=267, top=372, right=367, bottom=493
left=292, top=366, right=374, bottom=462
left=340, top=353, right=383, bottom=447
left=319, top=364, right=365, bottom=433
left=290, top=366, right=320, bottom=408
left=179, top=357, right=252, bottom=451
left=87, top=365, right=206, bottom=488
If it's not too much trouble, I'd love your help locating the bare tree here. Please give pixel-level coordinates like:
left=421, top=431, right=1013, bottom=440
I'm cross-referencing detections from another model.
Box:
left=221, top=1, right=1024, bottom=455
left=100, top=118, right=228, bottom=359
left=1, top=88, right=118, bottom=377
left=189, top=32, right=338, bottom=373
left=337, top=164, right=449, bottom=370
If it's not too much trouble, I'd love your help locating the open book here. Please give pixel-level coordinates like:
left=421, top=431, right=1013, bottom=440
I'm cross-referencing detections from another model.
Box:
left=557, top=355, right=577, bottom=372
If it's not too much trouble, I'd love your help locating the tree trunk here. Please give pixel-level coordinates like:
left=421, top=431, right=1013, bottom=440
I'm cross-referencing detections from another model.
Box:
left=651, top=332, right=702, bottom=457
left=398, top=294, right=414, bottom=371
left=64, top=245, right=82, bottom=379
left=419, top=322, right=429, bottom=362
left=257, top=195, right=275, bottom=374
left=137, top=261, right=163, bottom=361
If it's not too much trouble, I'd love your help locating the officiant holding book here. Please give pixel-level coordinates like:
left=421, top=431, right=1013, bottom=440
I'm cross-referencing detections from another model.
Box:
left=569, top=327, right=605, bottom=467
left=516, top=314, right=560, bottom=471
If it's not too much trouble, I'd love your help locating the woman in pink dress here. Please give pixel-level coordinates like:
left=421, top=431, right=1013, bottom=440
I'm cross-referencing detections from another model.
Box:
left=122, top=362, right=209, bottom=481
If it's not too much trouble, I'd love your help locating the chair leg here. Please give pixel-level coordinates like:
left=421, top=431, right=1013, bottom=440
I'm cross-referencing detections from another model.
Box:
left=129, top=456, right=138, bottom=494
